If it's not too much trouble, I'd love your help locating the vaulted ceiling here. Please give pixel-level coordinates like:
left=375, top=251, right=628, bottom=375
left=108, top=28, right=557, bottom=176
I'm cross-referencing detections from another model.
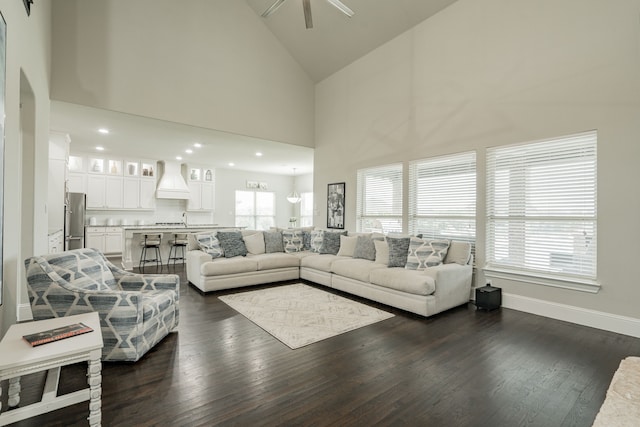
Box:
left=245, top=0, right=459, bottom=82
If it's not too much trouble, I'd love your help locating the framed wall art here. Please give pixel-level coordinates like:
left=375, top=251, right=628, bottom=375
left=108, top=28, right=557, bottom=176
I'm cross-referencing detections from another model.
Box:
left=327, top=182, right=345, bottom=229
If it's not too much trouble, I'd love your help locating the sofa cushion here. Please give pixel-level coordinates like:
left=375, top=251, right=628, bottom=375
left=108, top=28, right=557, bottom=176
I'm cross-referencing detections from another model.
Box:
left=331, top=259, right=387, bottom=283
left=196, top=233, right=224, bottom=259
left=369, top=268, right=436, bottom=296
left=387, top=237, right=410, bottom=268
left=353, top=235, right=376, bottom=261
left=283, top=230, right=304, bottom=253
left=251, top=253, right=300, bottom=270
left=405, top=238, right=450, bottom=270
left=264, top=230, right=284, bottom=253
left=301, top=254, right=347, bottom=273
left=201, top=257, right=258, bottom=276
left=374, top=239, right=389, bottom=265
left=217, top=231, right=248, bottom=258
left=336, top=235, right=358, bottom=257
left=320, top=231, right=347, bottom=255
left=445, top=241, right=472, bottom=265
left=243, top=231, right=265, bottom=255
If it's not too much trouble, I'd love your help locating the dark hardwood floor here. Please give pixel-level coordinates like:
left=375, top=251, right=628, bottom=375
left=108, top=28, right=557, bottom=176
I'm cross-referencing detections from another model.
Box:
left=4, top=261, right=640, bottom=426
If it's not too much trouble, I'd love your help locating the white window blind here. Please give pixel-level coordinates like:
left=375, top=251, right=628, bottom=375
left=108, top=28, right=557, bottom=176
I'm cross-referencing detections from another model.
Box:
left=356, top=163, right=403, bottom=233
left=486, top=130, right=597, bottom=281
left=300, top=192, right=313, bottom=227
left=408, top=151, right=476, bottom=247
left=235, top=190, right=275, bottom=230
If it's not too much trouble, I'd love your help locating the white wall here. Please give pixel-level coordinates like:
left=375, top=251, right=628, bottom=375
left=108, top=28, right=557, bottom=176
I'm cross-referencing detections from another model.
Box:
left=315, top=0, right=640, bottom=320
left=50, top=0, right=315, bottom=148
left=1, top=0, right=52, bottom=332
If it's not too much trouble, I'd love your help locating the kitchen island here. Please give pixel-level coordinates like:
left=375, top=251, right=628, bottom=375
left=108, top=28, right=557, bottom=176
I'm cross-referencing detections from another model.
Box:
left=121, top=224, right=238, bottom=270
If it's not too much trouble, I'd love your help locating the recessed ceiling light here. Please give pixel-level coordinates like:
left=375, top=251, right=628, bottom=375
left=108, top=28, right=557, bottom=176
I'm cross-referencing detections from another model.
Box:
left=193, top=143, right=202, bottom=148
left=96, top=146, right=105, bottom=151
left=185, top=149, right=193, bottom=154
left=228, top=162, right=235, bottom=167
left=256, top=152, right=263, bottom=157
left=176, top=156, right=183, bottom=161
left=98, top=128, right=109, bottom=134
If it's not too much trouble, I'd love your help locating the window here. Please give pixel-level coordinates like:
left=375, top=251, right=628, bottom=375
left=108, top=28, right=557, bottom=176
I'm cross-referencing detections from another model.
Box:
left=235, top=191, right=275, bottom=230
left=486, top=131, right=597, bottom=284
left=299, top=192, right=313, bottom=227
left=356, top=163, right=403, bottom=233
left=409, top=151, right=476, bottom=247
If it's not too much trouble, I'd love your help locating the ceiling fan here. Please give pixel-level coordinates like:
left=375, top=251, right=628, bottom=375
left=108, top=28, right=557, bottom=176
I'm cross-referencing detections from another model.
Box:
left=261, top=0, right=354, bottom=29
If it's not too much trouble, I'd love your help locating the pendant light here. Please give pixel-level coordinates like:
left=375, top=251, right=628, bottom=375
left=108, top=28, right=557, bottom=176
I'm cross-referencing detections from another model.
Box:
left=287, top=168, right=302, bottom=204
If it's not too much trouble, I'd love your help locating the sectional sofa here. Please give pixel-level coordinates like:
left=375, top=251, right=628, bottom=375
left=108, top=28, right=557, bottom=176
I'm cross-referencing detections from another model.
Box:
left=186, top=229, right=473, bottom=317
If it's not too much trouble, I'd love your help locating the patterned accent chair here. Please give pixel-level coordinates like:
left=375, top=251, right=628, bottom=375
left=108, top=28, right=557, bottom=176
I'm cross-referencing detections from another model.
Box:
left=25, top=248, right=179, bottom=362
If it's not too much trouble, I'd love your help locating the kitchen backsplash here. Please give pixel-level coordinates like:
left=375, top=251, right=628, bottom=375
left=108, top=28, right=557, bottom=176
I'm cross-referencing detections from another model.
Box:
left=86, top=198, right=215, bottom=226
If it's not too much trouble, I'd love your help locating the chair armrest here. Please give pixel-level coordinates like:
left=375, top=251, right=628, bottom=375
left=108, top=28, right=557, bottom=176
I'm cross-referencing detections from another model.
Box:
left=117, top=273, right=180, bottom=293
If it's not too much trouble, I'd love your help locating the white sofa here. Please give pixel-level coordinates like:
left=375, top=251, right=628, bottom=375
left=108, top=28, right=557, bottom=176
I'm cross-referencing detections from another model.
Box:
left=186, top=230, right=473, bottom=317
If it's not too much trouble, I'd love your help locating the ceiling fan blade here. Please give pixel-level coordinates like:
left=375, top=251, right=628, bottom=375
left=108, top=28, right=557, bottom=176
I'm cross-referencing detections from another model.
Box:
left=303, top=0, right=313, bottom=29
left=325, top=0, right=354, bottom=17
left=261, top=0, right=288, bottom=18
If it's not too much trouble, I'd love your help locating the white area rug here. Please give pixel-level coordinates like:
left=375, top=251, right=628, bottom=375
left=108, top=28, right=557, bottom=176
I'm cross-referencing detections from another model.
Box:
left=219, top=283, right=394, bottom=349
left=592, top=356, right=640, bottom=426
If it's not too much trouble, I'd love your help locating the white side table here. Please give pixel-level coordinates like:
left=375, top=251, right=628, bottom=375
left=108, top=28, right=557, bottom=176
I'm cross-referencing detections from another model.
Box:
left=0, top=312, right=103, bottom=426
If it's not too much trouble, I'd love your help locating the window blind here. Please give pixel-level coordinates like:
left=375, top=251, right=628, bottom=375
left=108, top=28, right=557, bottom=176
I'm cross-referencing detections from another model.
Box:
left=356, top=163, right=403, bottom=233
left=408, top=151, right=476, bottom=247
left=235, top=190, right=275, bottom=230
left=486, top=130, right=597, bottom=280
left=300, top=192, right=314, bottom=227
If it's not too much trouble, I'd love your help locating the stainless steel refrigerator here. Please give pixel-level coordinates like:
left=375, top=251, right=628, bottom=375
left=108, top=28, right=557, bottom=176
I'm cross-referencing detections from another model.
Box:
left=64, top=192, right=86, bottom=250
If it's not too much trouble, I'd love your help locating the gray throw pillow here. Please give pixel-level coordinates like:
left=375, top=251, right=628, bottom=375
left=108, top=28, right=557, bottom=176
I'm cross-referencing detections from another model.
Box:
left=264, top=230, right=284, bottom=253
left=217, top=231, right=248, bottom=258
left=353, top=235, right=376, bottom=261
left=320, top=231, right=347, bottom=255
left=387, top=236, right=410, bottom=268
left=302, top=230, right=312, bottom=251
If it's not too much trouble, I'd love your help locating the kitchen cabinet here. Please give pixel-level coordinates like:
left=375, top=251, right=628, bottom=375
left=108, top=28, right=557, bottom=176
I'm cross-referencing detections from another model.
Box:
left=67, top=172, right=86, bottom=193
left=123, top=177, right=156, bottom=210
left=48, top=230, right=64, bottom=253
left=86, top=227, right=122, bottom=255
left=187, top=181, right=214, bottom=211
left=86, top=175, right=123, bottom=209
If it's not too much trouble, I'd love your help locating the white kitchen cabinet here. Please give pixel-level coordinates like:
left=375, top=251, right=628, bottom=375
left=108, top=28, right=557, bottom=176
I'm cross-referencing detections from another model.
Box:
left=187, top=181, right=214, bottom=211
left=47, top=230, right=64, bottom=254
left=86, top=175, right=123, bottom=209
left=67, top=172, right=86, bottom=193
left=86, top=226, right=122, bottom=255
left=139, top=179, right=156, bottom=209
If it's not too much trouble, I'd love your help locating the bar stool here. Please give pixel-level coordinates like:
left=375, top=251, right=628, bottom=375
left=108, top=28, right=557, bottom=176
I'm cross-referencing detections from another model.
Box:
left=168, top=233, right=189, bottom=266
left=139, top=233, right=162, bottom=272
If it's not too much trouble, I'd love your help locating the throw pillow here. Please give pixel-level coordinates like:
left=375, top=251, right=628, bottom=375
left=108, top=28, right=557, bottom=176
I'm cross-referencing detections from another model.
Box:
left=336, top=235, right=358, bottom=257
left=387, top=236, right=410, bottom=268
left=405, top=238, right=450, bottom=270
left=373, top=239, right=389, bottom=265
left=310, top=230, right=324, bottom=253
left=320, top=231, right=347, bottom=255
left=302, top=230, right=313, bottom=251
left=282, top=230, right=304, bottom=253
left=196, top=233, right=224, bottom=259
left=444, top=241, right=472, bottom=265
left=243, top=232, right=265, bottom=255
left=264, top=230, right=284, bottom=253
left=216, top=231, right=248, bottom=258
left=353, top=235, right=376, bottom=261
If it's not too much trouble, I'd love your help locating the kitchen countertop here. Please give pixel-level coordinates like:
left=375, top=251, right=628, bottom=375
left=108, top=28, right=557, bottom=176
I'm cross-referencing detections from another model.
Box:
left=121, top=224, right=230, bottom=230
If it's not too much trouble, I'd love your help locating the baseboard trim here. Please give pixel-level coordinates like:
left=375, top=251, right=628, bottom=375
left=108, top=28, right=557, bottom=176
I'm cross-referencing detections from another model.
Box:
left=502, top=293, right=640, bottom=338
left=18, top=303, right=33, bottom=322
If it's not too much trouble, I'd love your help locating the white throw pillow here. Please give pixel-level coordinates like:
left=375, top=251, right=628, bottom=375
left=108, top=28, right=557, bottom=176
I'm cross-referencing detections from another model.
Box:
left=374, top=239, right=389, bottom=266
left=336, top=235, right=358, bottom=257
left=243, top=231, right=265, bottom=255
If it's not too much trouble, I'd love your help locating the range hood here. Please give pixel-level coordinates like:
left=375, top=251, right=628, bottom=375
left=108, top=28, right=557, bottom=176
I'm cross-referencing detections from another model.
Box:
left=156, top=161, right=190, bottom=199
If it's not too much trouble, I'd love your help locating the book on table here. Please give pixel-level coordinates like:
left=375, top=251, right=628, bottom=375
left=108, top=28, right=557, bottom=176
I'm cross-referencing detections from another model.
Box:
left=22, top=322, right=94, bottom=347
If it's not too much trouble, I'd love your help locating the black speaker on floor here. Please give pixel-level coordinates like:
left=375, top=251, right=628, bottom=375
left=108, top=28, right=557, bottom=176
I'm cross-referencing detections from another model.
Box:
left=475, top=283, right=502, bottom=311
